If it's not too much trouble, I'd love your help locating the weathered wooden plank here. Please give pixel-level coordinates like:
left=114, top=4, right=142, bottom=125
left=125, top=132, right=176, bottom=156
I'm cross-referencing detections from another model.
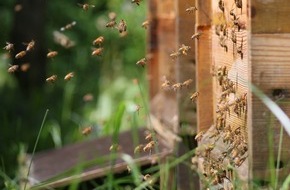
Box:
left=196, top=0, right=214, bottom=132
left=27, top=128, right=171, bottom=188
left=249, top=34, right=290, bottom=184
left=251, top=0, right=290, bottom=33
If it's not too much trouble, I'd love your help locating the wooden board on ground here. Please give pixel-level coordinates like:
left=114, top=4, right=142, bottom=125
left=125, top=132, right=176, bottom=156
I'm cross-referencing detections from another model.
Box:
left=25, top=128, right=171, bottom=189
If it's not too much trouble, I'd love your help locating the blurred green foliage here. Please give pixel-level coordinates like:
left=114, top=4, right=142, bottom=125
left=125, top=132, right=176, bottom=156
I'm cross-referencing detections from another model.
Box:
left=0, top=0, right=147, bottom=179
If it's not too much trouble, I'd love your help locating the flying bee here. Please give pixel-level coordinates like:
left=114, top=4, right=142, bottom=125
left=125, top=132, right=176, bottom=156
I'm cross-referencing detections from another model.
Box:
left=24, top=40, right=35, bottom=52
left=82, top=126, right=92, bottom=136
left=64, top=72, right=74, bottom=81
left=93, top=36, right=104, bottom=46
left=8, top=65, right=19, bottom=73
left=142, top=20, right=149, bottom=29
left=132, top=0, right=142, bottom=6
left=108, top=12, right=117, bottom=21
left=169, top=51, right=180, bottom=60
left=178, top=44, right=191, bottom=55
left=191, top=32, right=202, bottom=40
left=20, top=63, right=30, bottom=72
left=47, top=50, right=58, bottom=58
left=134, top=144, right=144, bottom=154
left=92, top=47, right=103, bottom=56
left=185, top=6, right=197, bottom=14
left=136, top=58, right=147, bottom=67
left=145, top=133, right=153, bottom=141
left=161, top=79, right=171, bottom=89
left=135, top=104, right=142, bottom=115
left=172, top=83, right=183, bottom=91
left=195, top=130, right=204, bottom=142
left=83, top=93, right=94, bottom=102
left=109, top=144, right=122, bottom=151
left=77, top=3, right=95, bottom=11
left=60, top=21, right=76, bottom=31
left=190, top=92, right=199, bottom=102
left=106, top=20, right=117, bottom=28
left=182, top=79, right=193, bottom=88
left=15, top=51, right=26, bottom=59
left=46, top=75, right=57, bottom=83
left=3, top=42, right=14, bottom=52
left=143, top=141, right=155, bottom=152
left=117, top=19, right=127, bottom=33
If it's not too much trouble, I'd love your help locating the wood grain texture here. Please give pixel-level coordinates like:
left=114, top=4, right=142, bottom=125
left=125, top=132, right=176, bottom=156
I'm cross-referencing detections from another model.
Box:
left=251, top=0, right=290, bottom=33
left=196, top=0, right=214, bottom=132
left=249, top=34, right=290, bottom=182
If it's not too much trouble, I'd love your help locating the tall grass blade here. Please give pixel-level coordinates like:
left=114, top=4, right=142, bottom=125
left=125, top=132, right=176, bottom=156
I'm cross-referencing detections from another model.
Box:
left=251, top=85, right=290, bottom=136
left=24, top=109, right=49, bottom=190
left=281, top=174, right=290, bottom=190
left=121, top=154, right=142, bottom=186
left=275, top=125, right=284, bottom=189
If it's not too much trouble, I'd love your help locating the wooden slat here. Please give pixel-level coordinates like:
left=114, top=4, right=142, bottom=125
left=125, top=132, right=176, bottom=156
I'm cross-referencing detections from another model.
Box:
left=249, top=34, right=290, bottom=183
left=196, top=0, right=213, bottom=132
left=251, top=0, right=290, bottom=33
left=27, top=128, right=171, bottom=188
